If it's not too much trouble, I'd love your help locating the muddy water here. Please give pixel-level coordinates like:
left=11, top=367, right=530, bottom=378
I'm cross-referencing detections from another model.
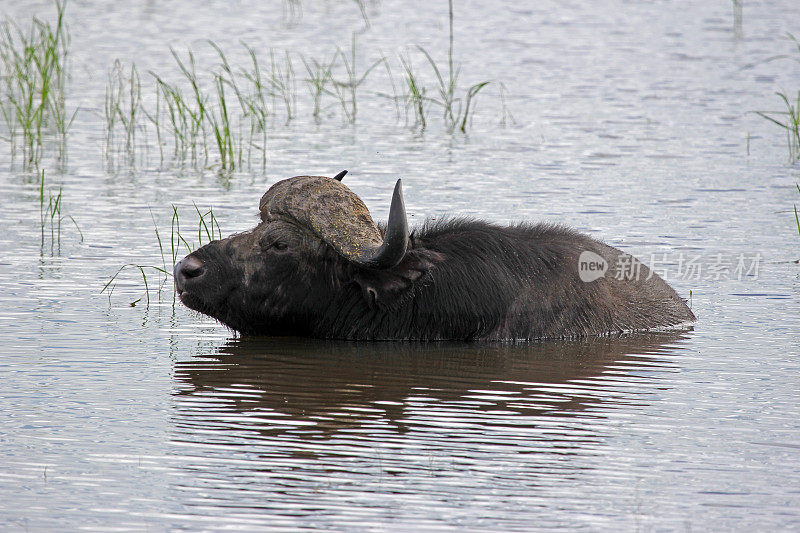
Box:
left=1, top=0, right=799, bottom=530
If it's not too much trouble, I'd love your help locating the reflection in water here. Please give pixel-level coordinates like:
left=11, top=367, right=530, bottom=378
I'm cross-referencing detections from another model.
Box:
left=168, top=332, right=692, bottom=529
left=173, top=332, right=690, bottom=442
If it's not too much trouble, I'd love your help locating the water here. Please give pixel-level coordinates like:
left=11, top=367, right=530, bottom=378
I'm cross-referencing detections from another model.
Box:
left=1, top=0, right=799, bottom=530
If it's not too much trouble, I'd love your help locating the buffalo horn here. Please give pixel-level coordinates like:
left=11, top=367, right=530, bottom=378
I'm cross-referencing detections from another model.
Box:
left=361, top=179, right=408, bottom=269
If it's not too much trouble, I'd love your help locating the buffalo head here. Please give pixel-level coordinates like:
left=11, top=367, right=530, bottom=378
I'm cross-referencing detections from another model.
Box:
left=174, top=173, right=417, bottom=335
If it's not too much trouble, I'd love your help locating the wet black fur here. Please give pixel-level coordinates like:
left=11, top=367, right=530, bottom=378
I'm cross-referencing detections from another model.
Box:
left=179, top=218, right=695, bottom=340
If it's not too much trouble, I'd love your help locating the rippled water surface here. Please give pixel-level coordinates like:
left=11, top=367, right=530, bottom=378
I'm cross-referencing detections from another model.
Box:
left=1, top=0, right=799, bottom=530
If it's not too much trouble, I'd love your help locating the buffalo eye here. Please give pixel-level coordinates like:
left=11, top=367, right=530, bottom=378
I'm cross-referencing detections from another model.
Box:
left=259, top=235, right=289, bottom=252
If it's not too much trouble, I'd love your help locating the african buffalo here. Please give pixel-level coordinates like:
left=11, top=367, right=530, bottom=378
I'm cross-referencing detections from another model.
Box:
left=174, top=172, right=695, bottom=340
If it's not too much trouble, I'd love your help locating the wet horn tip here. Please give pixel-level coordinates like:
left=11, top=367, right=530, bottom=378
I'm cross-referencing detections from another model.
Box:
left=333, top=170, right=348, bottom=181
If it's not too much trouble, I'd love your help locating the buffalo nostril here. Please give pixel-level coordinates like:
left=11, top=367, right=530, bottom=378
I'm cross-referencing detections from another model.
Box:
left=181, top=256, right=205, bottom=279
left=174, top=256, right=205, bottom=293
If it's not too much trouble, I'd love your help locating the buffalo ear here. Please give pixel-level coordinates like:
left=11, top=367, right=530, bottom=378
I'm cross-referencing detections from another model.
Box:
left=353, top=249, right=443, bottom=310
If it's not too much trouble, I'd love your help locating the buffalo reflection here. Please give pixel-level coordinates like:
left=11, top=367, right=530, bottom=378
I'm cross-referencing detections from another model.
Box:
left=171, top=331, right=691, bottom=442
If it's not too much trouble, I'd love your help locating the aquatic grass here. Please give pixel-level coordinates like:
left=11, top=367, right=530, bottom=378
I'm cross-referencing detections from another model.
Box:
left=280, top=0, right=371, bottom=28
left=159, top=42, right=287, bottom=170
left=458, top=81, right=491, bottom=132
left=104, top=60, right=142, bottom=162
left=380, top=2, right=491, bottom=133
left=168, top=203, right=222, bottom=265
left=149, top=64, right=211, bottom=168
left=210, top=41, right=271, bottom=169
left=208, top=74, right=236, bottom=170
left=0, top=13, right=50, bottom=167
left=330, top=35, right=384, bottom=123
left=146, top=47, right=224, bottom=167
left=45, top=2, right=75, bottom=163
left=0, top=15, right=47, bottom=166
left=417, top=0, right=457, bottom=128
left=498, top=81, right=516, bottom=126
left=352, top=0, right=370, bottom=28
left=761, top=33, right=800, bottom=67
left=376, top=52, right=403, bottom=121
left=301, top=52, right=336, bottom=122
left=193, top=202, right=223, bottom=247
left=212, top=44, right=245, bottom=140
left=148, top=78, right=165, bottom=163
left=0, top=1, right=73, bottom=168
left=398, top=52, right=429, bottom=130
left=268, top=49, right=297, bottom=123
left=101, top=263, right=168, bottom=307
left=3, top=2, right=512, bottom=173
left=39, top=171, right=61, bottom=248
left=108, top=41, right=271, bottom=171
left=795, top=184, right=800, bottom=243
left=240, top=43, right=271, bottom=169
left=212, top=71, right=250, bottom=171
left=732, top=0, right=743, bottom=38
left=170, top=48, right=211, bottom=165
left=415, top=45, right=458, bottom=125
left=38, top=169, right=83, bottom=252
left=103, top=204, right=223, bottom=306
left=104, top=64, right=121, bottom=157
left=147, top=48, right=214, bottom=166
left=413, top=1, right=491, bottom=133
left=151, top=74, right=189, bottom=161
left=756, top=91, right=800, bottom=162
left=755, top=33, right=800, bottom=162
left=282, top=0, right=302, bottom=26
left=100, top=32, right=511, bottom=170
